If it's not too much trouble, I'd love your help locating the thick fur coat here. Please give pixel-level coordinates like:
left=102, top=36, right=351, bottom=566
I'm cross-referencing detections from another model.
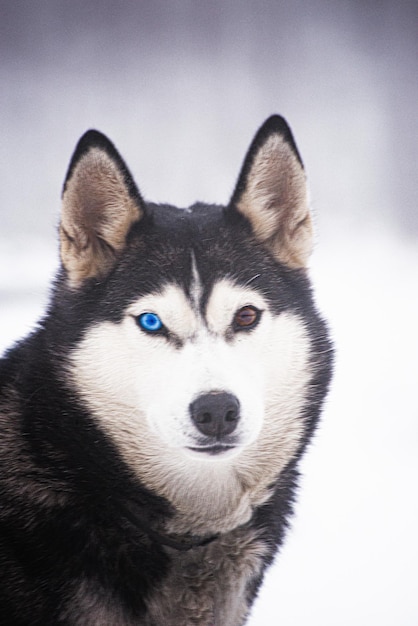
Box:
left=0, top=116, right=333, bottom=625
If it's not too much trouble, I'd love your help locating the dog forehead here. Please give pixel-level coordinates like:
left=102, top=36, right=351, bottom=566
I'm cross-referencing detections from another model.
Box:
left=115, top=205, right=224, bottom=280
left=125, top=275, right=268, bottom=335
left=97, top=203, right=285, bottom=325
left=129, top=279, right=265, bottom=312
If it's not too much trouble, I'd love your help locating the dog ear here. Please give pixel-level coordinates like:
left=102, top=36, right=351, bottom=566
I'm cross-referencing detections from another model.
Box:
left=60, top=130, right=144, bottom=288
left=230, top=115, right=312, bottom=268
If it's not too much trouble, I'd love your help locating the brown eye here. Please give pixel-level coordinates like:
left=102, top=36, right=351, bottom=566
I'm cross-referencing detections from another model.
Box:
left=233, top=306, right=261, bottom=330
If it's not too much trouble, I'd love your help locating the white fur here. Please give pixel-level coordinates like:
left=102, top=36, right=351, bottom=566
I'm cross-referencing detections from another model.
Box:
left=189, top=251, right=203, bottom=312
left=70, top=278, right=312, bottom=533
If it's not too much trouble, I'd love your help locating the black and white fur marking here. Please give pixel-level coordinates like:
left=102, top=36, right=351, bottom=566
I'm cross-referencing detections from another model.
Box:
left=0, top=116, right=333, bottom=625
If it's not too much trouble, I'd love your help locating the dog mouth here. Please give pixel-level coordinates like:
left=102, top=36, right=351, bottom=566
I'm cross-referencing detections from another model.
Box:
left=186, top=444, right=238, bottom=457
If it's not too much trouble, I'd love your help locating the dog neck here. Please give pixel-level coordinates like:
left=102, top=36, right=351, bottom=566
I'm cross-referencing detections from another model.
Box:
left=120, top=502, right=219, bottom=551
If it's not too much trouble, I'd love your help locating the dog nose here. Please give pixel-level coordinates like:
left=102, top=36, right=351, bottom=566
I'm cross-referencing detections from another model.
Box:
left=189, top=392, right=240, bottom=438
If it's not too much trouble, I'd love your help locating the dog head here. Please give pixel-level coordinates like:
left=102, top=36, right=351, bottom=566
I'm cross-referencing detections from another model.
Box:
left=55, top=117, right=330, bottom=530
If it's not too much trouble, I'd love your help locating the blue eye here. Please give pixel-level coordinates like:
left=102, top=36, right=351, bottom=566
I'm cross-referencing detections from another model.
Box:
left=137, top=312, right=163, bottom=333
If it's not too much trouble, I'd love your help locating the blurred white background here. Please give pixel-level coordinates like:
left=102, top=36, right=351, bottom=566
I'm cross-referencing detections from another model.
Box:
left=1, top=1, right=417, bottom=623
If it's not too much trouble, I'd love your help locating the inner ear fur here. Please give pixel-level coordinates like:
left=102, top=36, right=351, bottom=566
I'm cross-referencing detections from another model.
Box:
left=60, top=130, right=143, bottom=288
left=230, top=115, right=312, bottom=269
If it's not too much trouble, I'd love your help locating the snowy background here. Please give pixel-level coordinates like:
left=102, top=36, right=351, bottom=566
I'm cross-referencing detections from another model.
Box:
left=1, top=1, right=417, bottom=623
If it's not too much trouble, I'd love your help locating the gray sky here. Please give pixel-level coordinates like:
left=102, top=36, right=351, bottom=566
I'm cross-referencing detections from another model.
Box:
left=1, top=0, right=417, bottom=240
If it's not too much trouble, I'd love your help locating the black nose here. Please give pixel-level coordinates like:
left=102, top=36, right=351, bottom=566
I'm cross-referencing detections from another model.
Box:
left=189, top=392, right=240, bottom=438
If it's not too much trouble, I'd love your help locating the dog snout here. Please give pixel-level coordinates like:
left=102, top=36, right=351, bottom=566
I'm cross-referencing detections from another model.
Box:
left=189, top=392, right=240, bottom=438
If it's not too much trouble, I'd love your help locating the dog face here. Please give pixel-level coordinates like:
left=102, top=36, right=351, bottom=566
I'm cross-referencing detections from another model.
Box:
left=55, top=116, right=329, bottom=531
left=71, top=272, right=311, bottom=461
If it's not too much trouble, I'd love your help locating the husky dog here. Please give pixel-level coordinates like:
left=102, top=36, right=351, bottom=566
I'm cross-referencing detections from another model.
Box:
left=0, top=116, right=333, bottom=625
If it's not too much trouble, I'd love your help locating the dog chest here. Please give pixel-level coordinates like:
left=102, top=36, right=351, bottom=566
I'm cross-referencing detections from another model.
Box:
left=143, top=527, right=267, bottom=626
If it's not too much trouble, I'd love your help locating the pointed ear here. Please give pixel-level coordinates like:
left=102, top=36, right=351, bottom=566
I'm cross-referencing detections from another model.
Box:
left=60, top=130, right=144, bottom=288
left=230, top=115, right=312, bottom=268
